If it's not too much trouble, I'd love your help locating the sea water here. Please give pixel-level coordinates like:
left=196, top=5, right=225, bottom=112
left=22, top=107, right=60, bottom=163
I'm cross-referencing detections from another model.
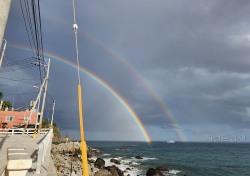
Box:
left=88, top=141, right=250, bottom=176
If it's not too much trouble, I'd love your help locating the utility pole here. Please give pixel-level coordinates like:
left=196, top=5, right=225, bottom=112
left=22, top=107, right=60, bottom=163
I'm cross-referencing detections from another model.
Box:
left=0, top=39, right=7, bottom=69
left=50, top=100, right=55, bottom=127
left=0, top=0, right=11, bottom=49
left=39, top=58, right=50, bottom=132
left=26, top=75, right=46, bottom=136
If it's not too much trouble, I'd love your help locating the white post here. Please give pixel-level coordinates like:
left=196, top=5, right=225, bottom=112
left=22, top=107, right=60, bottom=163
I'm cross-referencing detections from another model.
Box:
left=50, top=100, right=55, bottom=126
left=0, top=101, right=3, bottom=110
left=24, top=75, right=47, bottom=134
left=39, top=59, right=50, bottom=131
left=35, top=94, right=41, bottom=129
left=0, top=39, right=7, bottom=69
left=0, top=0, right=11, bottom=49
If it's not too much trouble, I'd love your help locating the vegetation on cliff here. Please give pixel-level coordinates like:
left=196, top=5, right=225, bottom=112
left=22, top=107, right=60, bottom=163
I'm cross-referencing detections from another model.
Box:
left=0, top=91, right=13, bottom=108
left=42, top=119, right=61, bottom=138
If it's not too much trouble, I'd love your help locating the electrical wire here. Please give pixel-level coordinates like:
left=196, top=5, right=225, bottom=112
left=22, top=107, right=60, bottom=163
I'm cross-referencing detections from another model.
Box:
left=31, top=0, right=42, bottom=84
left=20, top=0, right=35, bottom=55
left=19, top=0, right=45, bottom=84
left=1, top=57, right=34, bottom=67
left=0, top=0, right=54, bottom=117
left=37, top=0, right=44, bottom=58
left=0, top=76, right=39, bottom=85
left=46, top=92, right=55, bottom=101
left=4, top=92, right=38, bottom=96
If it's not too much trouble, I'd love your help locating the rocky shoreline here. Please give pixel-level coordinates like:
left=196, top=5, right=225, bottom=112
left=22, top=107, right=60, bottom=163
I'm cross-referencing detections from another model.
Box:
left=51, top=142, right=172, bottom=176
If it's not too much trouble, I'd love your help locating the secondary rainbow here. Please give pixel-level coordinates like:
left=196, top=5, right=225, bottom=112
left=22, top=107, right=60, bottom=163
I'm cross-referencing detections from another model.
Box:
left=42, top=17, right=186, bottom=141
left=81, top=32, right=187, bottom=141
left=8, top=43, right=152, bottom=143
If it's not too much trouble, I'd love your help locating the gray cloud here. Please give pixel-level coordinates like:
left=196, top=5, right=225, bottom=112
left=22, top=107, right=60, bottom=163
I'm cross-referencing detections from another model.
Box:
left=3, top=0, right=250, bottom=141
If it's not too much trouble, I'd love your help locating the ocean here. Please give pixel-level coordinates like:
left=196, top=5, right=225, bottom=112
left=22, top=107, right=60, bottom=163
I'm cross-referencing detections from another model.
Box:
left=88, top=141, right=250, bottom=176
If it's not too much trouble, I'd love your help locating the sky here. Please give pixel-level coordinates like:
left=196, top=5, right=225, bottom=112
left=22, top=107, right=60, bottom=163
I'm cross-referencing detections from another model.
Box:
left=1, top=0, right=250, bottom=142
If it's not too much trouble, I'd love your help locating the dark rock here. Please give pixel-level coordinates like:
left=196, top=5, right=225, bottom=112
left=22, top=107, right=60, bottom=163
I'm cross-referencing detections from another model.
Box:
left=94, top=158, right=105, bottom=169
left=126, top=168, right=131, bottom=170
left=87, top=147, right=104, bottom=158
left=110, top=158, right=121, bottom=165
left=109, top=167, right=119, bottom=176
left=146, top=168, right=164, bottom=176
left=94, top=169, right=113, bottom=176
left=88, top=159, right=95, bottom=163
left=156, top=167, right=169, bottom=172
left=107, top=165, right=124, bottom=176
left=135, top=156, right=143, bottom=159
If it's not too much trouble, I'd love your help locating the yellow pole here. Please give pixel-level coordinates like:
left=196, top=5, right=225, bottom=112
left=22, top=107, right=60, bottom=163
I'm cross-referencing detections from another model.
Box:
left=78, top=84, right=89, bottom=176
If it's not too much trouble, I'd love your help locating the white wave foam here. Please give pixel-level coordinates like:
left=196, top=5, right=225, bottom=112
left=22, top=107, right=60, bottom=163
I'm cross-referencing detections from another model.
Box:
left=103, top=153, right=111, bottom=156
left=121, top=156, right=158, bottom=167
left=121, top=158, right=140, bottom=166
left=115, top=148, right=131, bottom=151
left=103, top=157, right=142, bottom=176
left=141, top=157, right=158, bottom=161
left=91, top=156, right=97, bottom=160
left=168, top=170, right=181, bottom=174
left=91, top=156, right=180, bottom=176
left=163, top=169, right=181, bottom=176
left=131, top=161, right=140, bottom=166
left=114, top=157, right=122, bottom=160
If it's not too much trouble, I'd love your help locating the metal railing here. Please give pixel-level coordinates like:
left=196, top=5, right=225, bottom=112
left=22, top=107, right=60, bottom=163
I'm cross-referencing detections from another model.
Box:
left=0, top=128, right=50, bottom=134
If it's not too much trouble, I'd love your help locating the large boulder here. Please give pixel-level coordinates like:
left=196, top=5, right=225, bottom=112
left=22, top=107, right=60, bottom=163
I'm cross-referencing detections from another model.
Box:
left=107, top=165, right=124, bottom=176
left=94, top=169, right=113, bottom=176
left=146, top=168, right=164, bottom=176
left=109, top=167, right=119, bottom=176
left=94, top=158, right=105, bottom=169
left=88, top=159, right=95, bottom=163
left=156, top=167, right=169, bottom=172
left=88, top=147, right=103, bottom=158
left=110, top=158, right=121, bottom=165
left=135, top=156, right=143, bottom=159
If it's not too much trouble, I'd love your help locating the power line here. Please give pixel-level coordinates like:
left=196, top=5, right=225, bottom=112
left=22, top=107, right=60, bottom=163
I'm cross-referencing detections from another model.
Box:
left=31, top=0, right=42, bottom=84
left=20, top=0, right=35, bottom=55
left=0, top=76, right=39, bottom=85
left=46, top=92, right=55, bottom=101
left=1, top=57, right=34, bottom=67
left=0, top=56, right=46, bottom=73
left=37, top=0, right=44, bottom=58
left=19, top=0, right=45, bottom=84
left=3, top=92, right=38, bottom=96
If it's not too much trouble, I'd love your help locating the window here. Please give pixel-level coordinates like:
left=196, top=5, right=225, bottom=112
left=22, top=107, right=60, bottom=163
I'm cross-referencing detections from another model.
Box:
left=24, top=116, right=30, bottom=122
left=6, top=116, right=14, bottom=121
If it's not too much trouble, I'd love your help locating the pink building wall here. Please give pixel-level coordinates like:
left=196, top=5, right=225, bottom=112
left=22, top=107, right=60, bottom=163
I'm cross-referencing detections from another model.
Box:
left=0, top=109, right=38, bottom=128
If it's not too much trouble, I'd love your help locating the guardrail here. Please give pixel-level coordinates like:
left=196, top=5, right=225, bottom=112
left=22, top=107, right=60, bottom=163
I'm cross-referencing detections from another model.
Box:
left=0, top=128, right=50, bottom=134
left=36, top=128, right=53, bottom=174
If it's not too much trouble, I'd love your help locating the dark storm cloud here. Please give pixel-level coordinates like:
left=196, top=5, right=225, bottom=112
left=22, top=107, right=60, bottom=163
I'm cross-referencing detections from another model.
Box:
left=4, top=0, right=250, bottom=141
left=78, top=0, right=250, bottom=72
